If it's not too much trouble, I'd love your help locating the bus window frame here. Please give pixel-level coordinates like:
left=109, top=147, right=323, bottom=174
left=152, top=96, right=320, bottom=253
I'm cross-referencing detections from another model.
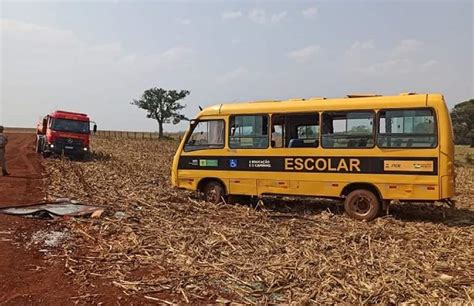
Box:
left=183, top=118, right=226, bottom=152
left=376, top=107, right=438, bottom=149
left=228, top=114, right=270, bottom=149
left=270, top=112, right=321, bottom=149
left=321, top=110, right=376, bottom=149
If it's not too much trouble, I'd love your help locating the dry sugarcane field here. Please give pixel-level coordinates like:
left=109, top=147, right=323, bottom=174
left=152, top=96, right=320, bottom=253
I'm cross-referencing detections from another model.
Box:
left=32, top=137, right=473, bottom=304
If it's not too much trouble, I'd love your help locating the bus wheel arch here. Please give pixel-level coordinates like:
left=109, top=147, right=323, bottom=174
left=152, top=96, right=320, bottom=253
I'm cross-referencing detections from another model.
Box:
left=197, top=178, right=227, bottom=204
left=340, top=183, right=383, bottom=221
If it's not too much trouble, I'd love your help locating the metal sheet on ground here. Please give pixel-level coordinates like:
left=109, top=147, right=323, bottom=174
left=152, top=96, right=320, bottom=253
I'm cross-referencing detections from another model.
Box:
left=0, top=202, right=103, bottom=217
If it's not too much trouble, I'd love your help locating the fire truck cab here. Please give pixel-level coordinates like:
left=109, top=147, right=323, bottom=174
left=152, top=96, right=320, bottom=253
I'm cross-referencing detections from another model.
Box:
left=36, top=110, right=97, bottom=159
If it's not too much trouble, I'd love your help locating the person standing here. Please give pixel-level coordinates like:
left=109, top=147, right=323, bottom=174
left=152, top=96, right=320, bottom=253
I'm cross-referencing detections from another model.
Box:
left=0, top=126, right=9, bottom=176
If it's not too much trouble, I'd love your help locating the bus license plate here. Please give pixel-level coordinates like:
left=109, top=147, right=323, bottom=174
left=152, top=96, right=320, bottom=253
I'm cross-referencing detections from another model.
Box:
left=65, top=146, right=74, bottom=150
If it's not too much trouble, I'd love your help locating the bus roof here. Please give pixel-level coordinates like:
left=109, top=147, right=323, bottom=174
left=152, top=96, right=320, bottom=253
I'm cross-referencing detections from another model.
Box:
left=197, top=93, right=444, bottom=117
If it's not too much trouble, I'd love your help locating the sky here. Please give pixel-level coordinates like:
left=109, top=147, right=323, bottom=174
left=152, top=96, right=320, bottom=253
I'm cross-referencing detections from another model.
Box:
left=0, top=0, right=473, bottom=132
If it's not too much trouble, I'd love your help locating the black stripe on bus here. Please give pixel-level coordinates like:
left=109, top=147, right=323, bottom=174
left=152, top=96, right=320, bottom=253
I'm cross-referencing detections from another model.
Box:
left=178, top=156, right=438, bottom=175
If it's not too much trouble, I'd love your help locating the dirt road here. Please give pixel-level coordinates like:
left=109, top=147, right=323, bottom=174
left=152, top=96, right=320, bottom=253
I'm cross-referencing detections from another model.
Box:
left=0, top=134, right=81, bottom=304
left=0, top=134, right=122, bottom=304
left=0, top=134, right=168, bottom=304
left=0, top=133, right=44, bottom=206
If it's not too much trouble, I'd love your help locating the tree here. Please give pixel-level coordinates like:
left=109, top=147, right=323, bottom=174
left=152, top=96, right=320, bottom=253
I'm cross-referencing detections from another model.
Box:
left=131, top=87, right=190, bottom=138
left=450, top=99, right=474, bottom=146
left=349, top=125, right=371, bottom=134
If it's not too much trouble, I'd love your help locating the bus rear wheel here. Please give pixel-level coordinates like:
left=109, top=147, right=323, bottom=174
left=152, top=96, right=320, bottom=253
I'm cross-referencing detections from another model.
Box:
left=203, top=181, right=225, bottom=204
left=344, top=189, right=381, bottom=221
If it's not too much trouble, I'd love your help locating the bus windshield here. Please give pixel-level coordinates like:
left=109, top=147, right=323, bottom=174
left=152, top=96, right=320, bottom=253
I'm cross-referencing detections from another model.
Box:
left=51, top=118, right=90, bottom=134
left=184, top=120, right=225, bottom=151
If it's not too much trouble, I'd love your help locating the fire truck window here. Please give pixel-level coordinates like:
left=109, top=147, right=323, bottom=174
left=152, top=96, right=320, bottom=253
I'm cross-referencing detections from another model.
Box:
left=51, top=118, right=90, bottom=134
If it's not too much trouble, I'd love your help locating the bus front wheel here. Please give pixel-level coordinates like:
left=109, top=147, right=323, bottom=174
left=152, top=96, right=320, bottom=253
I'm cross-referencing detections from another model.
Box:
left=203, top=181, right=225, bottom=204
left=344, top=189, right=381, bottom=221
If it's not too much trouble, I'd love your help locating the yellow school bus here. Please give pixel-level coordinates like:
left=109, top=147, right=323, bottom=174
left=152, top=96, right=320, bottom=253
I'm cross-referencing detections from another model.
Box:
left=171, top=93, right=455, bottom=221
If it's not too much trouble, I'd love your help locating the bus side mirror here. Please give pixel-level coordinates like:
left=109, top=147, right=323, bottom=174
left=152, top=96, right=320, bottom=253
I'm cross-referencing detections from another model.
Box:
left=93, top=124, right=97, bottom=134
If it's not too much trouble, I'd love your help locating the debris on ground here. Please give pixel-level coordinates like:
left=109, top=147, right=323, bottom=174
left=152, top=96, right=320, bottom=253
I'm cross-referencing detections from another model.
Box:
left=0, top=201, right=104, bottom=219
left=29, top=229, right=70, bottom=248
left=113, top=211, right=127, bottom=219
left=43, top=138, right=474, bottom=304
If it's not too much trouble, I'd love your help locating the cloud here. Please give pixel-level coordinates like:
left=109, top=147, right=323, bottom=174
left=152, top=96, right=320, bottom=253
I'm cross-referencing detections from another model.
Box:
left=421, top=59, right=439, bottom=70
left=1, top=18, right=195, bottom=129
left=391, top=39, right=423, bottom=58
left=249, top=9, right=266, bottom=24
left=222, top=11, right=242, bottom=20
left=345, top=40, right=376, bottom=65
left=231, top=38, right=240, bottom=45
left=302, top=7, right=318, bottom=19
left=176, top=18, right=191, bottom=25
left=288, top=45, right=321, bottom=63
left=346, top=40, right=375, bottom=57
left=356, top=58, right=413, bottom=75
left=270, top=11, right=287, bottom=23
left=1, top=19, right=193, bottom=71
left=248, top=9, right=287, bottom=25
left=216, top=67, right=248, bottom=84
left=345, top=38, right=433, bottom=76
left=153, top=46, right=193, bottom=65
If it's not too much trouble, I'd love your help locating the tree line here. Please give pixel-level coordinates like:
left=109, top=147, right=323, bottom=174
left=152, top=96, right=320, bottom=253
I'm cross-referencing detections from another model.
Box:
left=450, top=99, right=473, bottom=147
left=131, top=86, right=473, bottom=146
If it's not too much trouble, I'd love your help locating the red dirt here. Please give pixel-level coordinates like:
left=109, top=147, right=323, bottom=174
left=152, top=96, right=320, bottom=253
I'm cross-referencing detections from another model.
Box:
left=0, top=134, right=127, bottom=304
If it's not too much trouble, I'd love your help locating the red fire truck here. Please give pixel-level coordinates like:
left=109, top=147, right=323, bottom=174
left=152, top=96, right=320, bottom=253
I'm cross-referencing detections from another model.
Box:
left=36, top=110, right=97, bottom=159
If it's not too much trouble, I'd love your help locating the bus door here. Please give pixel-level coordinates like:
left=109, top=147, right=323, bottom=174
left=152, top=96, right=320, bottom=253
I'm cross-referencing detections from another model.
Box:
left=227, top=115, right=270, bottom=196
left=265, top=113, right=321, bottom=196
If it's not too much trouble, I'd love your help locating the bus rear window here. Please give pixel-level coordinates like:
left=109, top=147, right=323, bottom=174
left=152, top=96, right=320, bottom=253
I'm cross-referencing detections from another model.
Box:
left=377, top=108, right=437, bottom=148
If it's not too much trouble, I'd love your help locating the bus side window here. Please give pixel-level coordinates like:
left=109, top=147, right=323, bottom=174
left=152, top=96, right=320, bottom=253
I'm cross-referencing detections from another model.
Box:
left=272, top=124, right=284, bottom=148
left=377, top=108, right=437, bottom=148
left=271, top=113, right=319, bottom=148
left=271, top=114, right=285, bottom=148
left=229, top=115, right=269, bottom=149
left=322, top=111, right=374, bottom=148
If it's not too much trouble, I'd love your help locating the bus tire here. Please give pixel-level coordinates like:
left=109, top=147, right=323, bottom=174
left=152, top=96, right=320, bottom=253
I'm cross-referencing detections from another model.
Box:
left=203, top=181, right=225, bottom=204
left=344, top=189, right=381, bottom=221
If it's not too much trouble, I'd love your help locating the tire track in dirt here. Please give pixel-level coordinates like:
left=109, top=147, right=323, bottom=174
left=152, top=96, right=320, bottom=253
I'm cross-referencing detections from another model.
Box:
left=0, top=133, right=83, bottom=304
left=0, top=133, right=45, bottom=206
left=0, top=133, right=137, bottom=304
